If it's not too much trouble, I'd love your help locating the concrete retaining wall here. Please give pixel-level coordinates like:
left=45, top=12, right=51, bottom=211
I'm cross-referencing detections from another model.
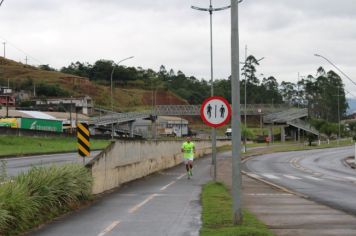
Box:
left=87, top=140, right=230, bottom=194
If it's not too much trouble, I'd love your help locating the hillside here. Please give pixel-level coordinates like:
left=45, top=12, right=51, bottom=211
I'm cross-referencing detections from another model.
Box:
left=0, top=57, right=187, bottom=112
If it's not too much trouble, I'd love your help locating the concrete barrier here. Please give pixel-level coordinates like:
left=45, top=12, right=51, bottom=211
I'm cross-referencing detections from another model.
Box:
left=87, top=140, right=230, bottom=194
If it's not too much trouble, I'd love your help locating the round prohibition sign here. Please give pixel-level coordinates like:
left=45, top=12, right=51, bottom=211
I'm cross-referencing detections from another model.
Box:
left=200, top=96, right=231, bottom=128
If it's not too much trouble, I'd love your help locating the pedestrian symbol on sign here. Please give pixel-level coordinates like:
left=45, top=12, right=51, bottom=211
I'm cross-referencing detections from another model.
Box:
left=200, top=96, right=231, bottom=128
left=207, top=104, right=212, bottom=118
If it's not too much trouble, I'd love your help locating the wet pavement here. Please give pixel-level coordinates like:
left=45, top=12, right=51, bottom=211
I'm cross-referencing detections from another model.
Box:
left=217, top=151, right=356, bottom=236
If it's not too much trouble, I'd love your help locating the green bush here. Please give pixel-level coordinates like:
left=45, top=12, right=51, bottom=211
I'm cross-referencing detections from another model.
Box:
left=0, top=164, right=92, bottom=235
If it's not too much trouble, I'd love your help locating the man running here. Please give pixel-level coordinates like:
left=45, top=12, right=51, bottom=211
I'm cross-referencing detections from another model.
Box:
left=181, top=136, right=195, bottom=179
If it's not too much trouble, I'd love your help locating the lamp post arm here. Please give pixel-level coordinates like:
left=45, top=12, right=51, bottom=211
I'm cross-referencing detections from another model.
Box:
left=314, top=53, right=356, bottom=87
left=191, top=6, right=209, bottom=11
left=213, top=6, right=231, bottom=11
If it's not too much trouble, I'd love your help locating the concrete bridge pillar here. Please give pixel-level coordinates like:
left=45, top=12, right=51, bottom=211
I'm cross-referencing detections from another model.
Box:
left=291, top=129, right=297, bottom=142
left=268, top=127, right=273, bottom=143
left=150, top=115, right=158, bottom=139
left=128, top=121, right=135, bottom=138
left=281, top=126, right=286, bottom=143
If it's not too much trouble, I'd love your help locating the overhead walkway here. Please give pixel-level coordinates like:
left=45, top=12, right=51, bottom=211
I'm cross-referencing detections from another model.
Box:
left=90, top=111, right=152, bottom=126
left=263, top=108, right=308, bottom=124
left=263, top=108, right=319, bottom=142
left=288, top=119, right=319, bottom=136
left=89, top=104, right=293, bottom=139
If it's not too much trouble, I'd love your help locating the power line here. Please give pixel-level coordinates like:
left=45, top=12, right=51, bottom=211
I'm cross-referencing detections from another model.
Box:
left=344, top=89, right=356, bottom=100
left=0, top=36, right=44, bottom=65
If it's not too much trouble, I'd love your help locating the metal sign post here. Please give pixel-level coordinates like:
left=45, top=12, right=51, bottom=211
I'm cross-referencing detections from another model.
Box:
left=200, top=96, right=231, bottom=181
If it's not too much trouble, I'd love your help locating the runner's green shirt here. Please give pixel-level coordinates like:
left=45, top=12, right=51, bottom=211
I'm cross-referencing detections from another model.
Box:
left=182, top=141, right=195, bottom=159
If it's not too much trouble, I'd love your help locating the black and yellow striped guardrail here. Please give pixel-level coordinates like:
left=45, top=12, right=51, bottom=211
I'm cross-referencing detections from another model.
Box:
left=77, top=123, right=90, bottom=157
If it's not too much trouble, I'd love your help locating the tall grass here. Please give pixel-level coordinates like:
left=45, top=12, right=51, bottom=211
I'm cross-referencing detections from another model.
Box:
left=0, top=164, right=92, bottom=235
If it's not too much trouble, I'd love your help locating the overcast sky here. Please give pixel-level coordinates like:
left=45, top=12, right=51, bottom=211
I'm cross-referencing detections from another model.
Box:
left=0, top=0, right=356, bottom=96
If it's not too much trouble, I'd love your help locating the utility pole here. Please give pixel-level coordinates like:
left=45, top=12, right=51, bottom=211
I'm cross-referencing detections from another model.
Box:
left=231, top=0, right=242, bottom=225
left=25, top=56, right=28, bottom=65
left=191, top=0, right=230, bottom=181
left=110, top=56, right=134, bottom=140
left=243, top=45, right=247, bottom=153
left=2, top=42, right=6, bottom=58
left=70, top=97, right=73, bottom=134
left=337, top=86, right=341, bottom=145
left=5, top=95, right=8, bottom=117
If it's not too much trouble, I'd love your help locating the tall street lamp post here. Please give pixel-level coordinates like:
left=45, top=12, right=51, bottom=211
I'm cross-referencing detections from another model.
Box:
left=191, top=0, right=230, bottom=181
left=314, top=53, right=352, bottom=145
left=110, top=56, right=134, bottom=139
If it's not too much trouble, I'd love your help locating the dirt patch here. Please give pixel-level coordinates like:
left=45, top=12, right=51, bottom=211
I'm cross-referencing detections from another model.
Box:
left=141, top=89, right=187, bottom=105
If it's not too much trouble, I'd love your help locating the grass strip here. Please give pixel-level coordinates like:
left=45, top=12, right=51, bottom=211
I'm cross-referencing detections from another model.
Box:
left=0, top=136, right=109, bottom=157
left=217, top=139, right=354, bottom=155
left=200, top=181, right=275, bottom=236
left=0, top=164, right=93, bottom=236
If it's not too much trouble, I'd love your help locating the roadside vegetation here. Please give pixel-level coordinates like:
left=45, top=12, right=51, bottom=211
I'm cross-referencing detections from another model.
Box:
left=0, top=164, right=92, bottom=236
left=200, top=182, right=275, bottom=236
left=0, top=136, right=109, bottom=157
left=217, top=138, right=354, bottom=156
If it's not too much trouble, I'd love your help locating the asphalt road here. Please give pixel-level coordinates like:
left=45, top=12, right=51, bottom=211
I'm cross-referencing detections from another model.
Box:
left=2, top=151, right=101, bottom=177
left=243, top=146, right=356, bottom=215
left=27, top=155, right=213, bottom=236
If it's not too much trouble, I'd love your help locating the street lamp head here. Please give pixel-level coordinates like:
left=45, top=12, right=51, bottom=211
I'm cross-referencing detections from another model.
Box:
left=314, top=53, right=321, bottom=57
left=117, top=56, right=135, bottom=65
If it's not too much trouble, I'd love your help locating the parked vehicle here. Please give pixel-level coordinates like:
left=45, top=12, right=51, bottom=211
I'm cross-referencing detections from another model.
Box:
left=225, top=128, right=232, bottom=137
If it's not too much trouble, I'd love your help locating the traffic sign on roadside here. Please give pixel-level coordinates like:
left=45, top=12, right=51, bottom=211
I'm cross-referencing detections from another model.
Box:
left=200, top=96, right=231, bottom=128
left=77, top=122, right=90, bottom=158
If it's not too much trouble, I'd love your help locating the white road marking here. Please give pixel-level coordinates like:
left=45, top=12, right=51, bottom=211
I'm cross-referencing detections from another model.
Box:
left=284, top=175, right=302, bottom=180
left=97, top=220, right=120, bottom=236
left=262, top=174, right=280, bottom=179
left=128, top=194, right=158, bottom=214
left=176, top=173, right=186, bottom=180
left=304, top=176, right=323, bottom=181
left=160, top=181, right=176, bottom=191
left=246, top=193, right=293, bottom=196
left=325, top=176, right=343, bottom=181
left=247, top=173, right=261, bottom=179
left=345, top=176, right=356, bottom=181
left=117, top=193, right=138, bottom=196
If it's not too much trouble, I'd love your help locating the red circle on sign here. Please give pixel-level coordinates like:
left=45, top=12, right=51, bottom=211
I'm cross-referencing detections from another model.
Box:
left=200, top=96, right=231, bottom=128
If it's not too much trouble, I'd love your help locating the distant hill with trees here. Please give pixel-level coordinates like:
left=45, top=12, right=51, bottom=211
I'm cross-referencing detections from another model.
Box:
left=0, top=56, right=348, bottom=122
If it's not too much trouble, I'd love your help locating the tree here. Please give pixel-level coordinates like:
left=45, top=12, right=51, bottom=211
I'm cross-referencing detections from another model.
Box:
left=280, top=81, right=297, bottom=105
left=60, top=61, right=92, bottom=78
left=261, top=76, right=283, bottom=104
left=241, top=55, right=260, bottom=85
left=320, top=122, right=338, bottom=141
left=90, top=60, right=114, bottom=81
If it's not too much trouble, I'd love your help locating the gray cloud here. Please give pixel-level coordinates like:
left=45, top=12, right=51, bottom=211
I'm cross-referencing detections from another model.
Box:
left=0, top=0, right=356, bottom=96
